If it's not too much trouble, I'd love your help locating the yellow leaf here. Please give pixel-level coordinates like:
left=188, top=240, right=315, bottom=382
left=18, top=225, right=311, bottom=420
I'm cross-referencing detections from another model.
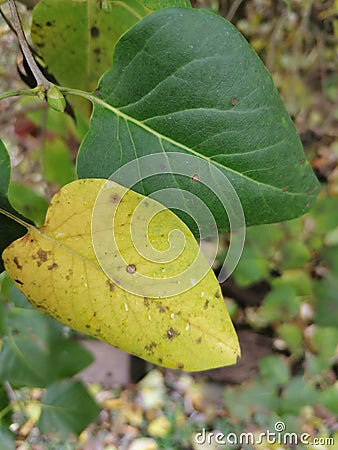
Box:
left=2, top=179, right=240, bottom=371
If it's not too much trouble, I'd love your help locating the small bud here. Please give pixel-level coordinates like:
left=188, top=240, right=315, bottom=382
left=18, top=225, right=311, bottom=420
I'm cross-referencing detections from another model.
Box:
left=47, top=85, right=66, bottom=112
left=100, top=0, right=112, bottom=12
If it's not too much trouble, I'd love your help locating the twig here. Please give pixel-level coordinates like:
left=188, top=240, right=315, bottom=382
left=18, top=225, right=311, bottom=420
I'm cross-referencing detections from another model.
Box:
left=7, top=0, right=50, bottom=90
left=226, top=0, right=243, bottom=22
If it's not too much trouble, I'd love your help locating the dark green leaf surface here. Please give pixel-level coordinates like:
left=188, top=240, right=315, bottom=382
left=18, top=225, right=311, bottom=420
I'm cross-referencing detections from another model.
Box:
left=38, top=380, right=100, bottom=437
left=77, top=8, right=320, bottom=231
left=0, top=423, right=15, bottom=450
left=0, top=308, right=93, bottom=387
left=140, top=0, right=191, bottom=9
left=8, top=182, right=48, bottom=227
left=0, top=140, right=27, bottom=273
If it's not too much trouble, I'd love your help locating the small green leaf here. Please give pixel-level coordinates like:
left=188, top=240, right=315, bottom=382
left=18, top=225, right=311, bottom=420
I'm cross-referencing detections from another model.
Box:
left=0, top=308, right=93, bottom=387
left=277, top=323, right=303, bottom=354
left=8, top=182, right=48, bottom=227
left=259, top=281, right=299, bottom=322
left=38, top=380, right=100, bottom=437
left=0, top=140, right=27, bottom=273
left=319, top=385, right=338, bottom=415
left=279, top=241, right=311, bottom=270
left=0, top=423, right=15, bottom=450
left=280, top=377, right=318, bottom=415
left=259, top=355, right=290, bottom=386
left=313, top=274, right=338, bottom=327
left=233, top=245, right=270, bottom=286
left=311, top=326, right=338, bottom=360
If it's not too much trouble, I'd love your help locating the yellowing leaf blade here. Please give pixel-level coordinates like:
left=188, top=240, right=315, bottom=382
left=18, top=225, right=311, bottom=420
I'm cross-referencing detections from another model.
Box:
left=3, top=179, right=240, bottom=371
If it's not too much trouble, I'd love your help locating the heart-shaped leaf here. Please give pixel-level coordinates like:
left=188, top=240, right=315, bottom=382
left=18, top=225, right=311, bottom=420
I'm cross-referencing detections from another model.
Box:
left=0, top=140, right=27, bottom=273
left=2, top=179, right=239, bottom=371
left=77, top=8, right=320, bottom=230
left=38, top=380, right=100, bottom=437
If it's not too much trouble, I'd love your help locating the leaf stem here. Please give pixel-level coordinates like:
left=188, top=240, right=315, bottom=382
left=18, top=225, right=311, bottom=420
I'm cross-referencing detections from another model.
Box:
left=103, top=1, right=143, bottom=20
left=0, top=207, right=31, bottom=229
left=8, top=0, right=50, bottom=90
left=0, top=87, right=42, bottom=101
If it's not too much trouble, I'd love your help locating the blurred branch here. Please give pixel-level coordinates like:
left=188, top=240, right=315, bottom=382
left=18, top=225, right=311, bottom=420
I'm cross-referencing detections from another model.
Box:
left=8, top=0, right=49, bottom=89
left=16, top=0, right=39, bottom=8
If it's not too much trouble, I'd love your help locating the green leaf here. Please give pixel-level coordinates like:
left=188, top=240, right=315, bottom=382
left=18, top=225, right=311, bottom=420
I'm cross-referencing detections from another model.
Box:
left=0, top=423, right=15, bottom=450
left=0, top=384, right=12, bottom=425
left=0, top=308, right=93, bottom=387
left=31, top=0, right=148, bottom=93
left=259, top=355, right=290, bottom=387
left=259, top=281, right=299, bottom=322
left=43, top=139, right=76, bottom=187
left=277, top=323, right=303, bottom=354
left=0, top=140, right=27, bottom=273
left=38, top=380, right=100, bottom=437
left=280, top=377, right=318, bottom=415
left=139, top=0, right=191, bottom=9
left=8, top=182, right=48, bottom=227
left=279, top=241, right=311, bottom=270
left=224, top=379, right=278, bottom=421
left=77, top=8, right=320, bottom=231
left=311, top=326, right=338, bottom=360
left=233, top=245, right=270, bottom=286
left=313, top=274, right=338, bottom=327
left=319, top=385, right=338, bottom=415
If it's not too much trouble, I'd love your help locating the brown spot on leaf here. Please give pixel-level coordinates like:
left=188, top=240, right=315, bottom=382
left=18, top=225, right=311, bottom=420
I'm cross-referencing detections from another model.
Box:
left=145, top=342, right=157, bottom=353
left=144, top=297, right=150, bottom=307
left=106, top=280, right=114, bottom=292
left=215, top=291, right=220, bottom=298
left=167, top=327, right=178, bottom=340
left=282, top=186, right=289, bottom=192
left=14, top=279, right=24, bottom=285
left=14, top=257, right=22, bottom=270
left=126, top=264, right=136, bottom=274
left=48, top=263, right=58, bottom=270
left=203, top=300, right=209, bottom=309
left=37, top=249, right=48, bottom=265
left=192, top=174, right=200, bottom=182
left=91, top=26, right=99, bottom=38
left=231, top=97, right=238, bottom=105
left=110, top=193, right=121, bottom=203
left=196, top=337, right=202, bottom=344
left=177, top=363, right=184, bottom=370
left=156, top=302, right=167, bottom=313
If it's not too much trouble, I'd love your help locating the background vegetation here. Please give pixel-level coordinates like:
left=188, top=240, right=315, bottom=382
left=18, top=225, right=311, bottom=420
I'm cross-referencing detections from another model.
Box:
left=0, top=0, right=337, bottom=449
